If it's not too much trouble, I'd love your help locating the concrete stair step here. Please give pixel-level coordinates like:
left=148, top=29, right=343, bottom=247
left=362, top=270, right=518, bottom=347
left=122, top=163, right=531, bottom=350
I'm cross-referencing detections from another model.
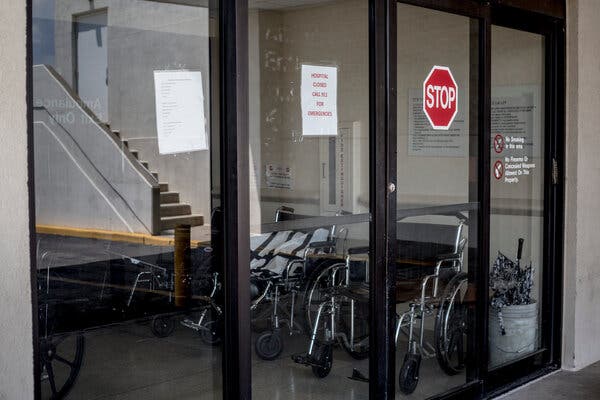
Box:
left=160, top=214, right=204, bottom=230
left=130, top=150, right=139, bottom=159
left=159, top=182, right=169, bottom=192
left=112, top=130, right=120, bottom=138
left=151, top=171, right=159, bottom=180
left=160, top=191, right=180, bottom=204
left=160, top=203, right=192, bottom=217
left=139, top=160, right=149, bottom=169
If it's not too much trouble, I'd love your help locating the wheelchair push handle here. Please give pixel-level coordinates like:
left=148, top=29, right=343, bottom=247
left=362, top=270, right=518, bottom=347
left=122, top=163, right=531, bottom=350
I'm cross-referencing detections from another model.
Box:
left=517, top=238, right=524, bottom=262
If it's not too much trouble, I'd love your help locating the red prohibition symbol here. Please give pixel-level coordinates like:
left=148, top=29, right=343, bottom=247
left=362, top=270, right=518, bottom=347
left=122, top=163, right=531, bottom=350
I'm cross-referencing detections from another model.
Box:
left=494, top=134, right=505, bottom=154
left=494, top=160, right=504, bottom=180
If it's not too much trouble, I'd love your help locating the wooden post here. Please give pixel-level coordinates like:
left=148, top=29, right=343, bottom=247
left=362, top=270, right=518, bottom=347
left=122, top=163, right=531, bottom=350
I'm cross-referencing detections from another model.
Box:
left=174, top=224, right=191, bottom=307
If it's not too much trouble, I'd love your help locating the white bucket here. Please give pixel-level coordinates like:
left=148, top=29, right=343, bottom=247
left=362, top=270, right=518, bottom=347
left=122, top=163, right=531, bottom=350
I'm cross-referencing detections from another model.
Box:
left=489, top=302, right=538, bottom=367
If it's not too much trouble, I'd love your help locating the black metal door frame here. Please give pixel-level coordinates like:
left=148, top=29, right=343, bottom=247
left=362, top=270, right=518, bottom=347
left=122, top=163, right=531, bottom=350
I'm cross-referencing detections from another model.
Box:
left=481, top=7, right=566, bottom=397
left=391, top=2, right=566, bottom=400
left=24, top=0, right=564, bottom=399
left=217, top=0, right=565, bottom=399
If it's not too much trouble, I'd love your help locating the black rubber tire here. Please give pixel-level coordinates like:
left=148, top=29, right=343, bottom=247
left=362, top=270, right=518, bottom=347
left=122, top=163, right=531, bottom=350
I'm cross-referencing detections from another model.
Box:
left=311, top=344, right=333, bottom=378
left=150, top=315, right=175, bottom=338
left=199, top=319, right=222, bottom=346
left=434, top=272, right=468, bottom=376
left=254, top=331, right=284, bottom=361
left=40, top=333, right=85, bottom=400
left=398, top=353, right=421, bottom=395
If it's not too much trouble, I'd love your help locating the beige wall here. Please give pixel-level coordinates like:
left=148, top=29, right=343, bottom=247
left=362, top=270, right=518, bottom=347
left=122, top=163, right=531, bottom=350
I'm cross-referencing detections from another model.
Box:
left=0, top=0, right=34, bottom=399
left=563, top=0, right=600, bottom=371
left=250, top=0, right=370, bottom=226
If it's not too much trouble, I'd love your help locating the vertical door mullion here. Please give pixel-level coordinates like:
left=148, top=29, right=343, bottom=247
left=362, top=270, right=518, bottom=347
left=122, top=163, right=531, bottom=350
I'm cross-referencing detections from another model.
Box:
left=550, top=20, right=565, bottom=368
left=542, top=20, right=565, bottom=368
left=541, top=25, right=555, bottom=365
left=476, top=10, right=492, bottom=386
left=369, top=0, right=396, bottom=398
left=220, top=0, right=251, bottom=399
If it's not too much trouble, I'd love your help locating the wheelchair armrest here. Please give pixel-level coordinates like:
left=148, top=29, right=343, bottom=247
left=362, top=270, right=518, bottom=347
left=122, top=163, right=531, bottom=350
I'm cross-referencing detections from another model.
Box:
left=436, top=252, right=462, bottom=262
left=348, top=246, right=369, bottom=255
left=308, top=241, right=336, bottom=250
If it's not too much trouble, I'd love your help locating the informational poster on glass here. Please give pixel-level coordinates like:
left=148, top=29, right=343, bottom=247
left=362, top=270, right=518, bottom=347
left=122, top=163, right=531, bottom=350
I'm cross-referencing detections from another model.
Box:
left=153, top=70, right=208, bottom=154
left=490, top=85, right=541, bottom=185
left=301, top=64, right=338, bottom=136
left=407, top=88, right=467, bottom=157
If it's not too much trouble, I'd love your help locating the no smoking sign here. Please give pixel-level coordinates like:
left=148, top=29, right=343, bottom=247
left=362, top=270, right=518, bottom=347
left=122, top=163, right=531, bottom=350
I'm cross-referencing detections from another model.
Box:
left=494, top=134, right=505, bottom=154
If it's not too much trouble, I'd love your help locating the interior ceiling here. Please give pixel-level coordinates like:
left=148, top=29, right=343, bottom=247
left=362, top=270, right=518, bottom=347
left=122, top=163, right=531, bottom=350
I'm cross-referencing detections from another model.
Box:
left=250, top=0, right=337, bottom=10
left=147, top=0, right=336, bottom=11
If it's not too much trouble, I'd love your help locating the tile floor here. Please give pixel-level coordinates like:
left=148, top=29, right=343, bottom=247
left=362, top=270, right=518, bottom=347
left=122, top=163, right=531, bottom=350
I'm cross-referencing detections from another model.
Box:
left=42, top=319, right=466, bottom=400
left=500, top=361, right=600, bottom=400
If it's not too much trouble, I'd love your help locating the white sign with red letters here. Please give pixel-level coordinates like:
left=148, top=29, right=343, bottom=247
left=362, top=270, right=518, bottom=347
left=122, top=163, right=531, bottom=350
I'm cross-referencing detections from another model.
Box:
left=301, top=64, right=338, bottom=136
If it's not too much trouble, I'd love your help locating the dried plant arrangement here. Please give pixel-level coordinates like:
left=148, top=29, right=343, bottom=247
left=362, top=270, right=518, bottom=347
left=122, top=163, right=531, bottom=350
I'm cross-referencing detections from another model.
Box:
left=489, top=238, right=535, bottom=335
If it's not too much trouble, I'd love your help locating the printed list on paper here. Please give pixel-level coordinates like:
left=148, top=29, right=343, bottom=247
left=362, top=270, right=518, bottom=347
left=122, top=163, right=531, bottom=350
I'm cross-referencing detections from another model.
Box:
left=154, top=70, right=208, bottom=154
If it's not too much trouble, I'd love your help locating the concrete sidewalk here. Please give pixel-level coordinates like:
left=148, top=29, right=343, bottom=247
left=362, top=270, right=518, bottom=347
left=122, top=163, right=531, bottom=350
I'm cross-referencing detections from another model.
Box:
left=500, top=362, right=600, bottom=399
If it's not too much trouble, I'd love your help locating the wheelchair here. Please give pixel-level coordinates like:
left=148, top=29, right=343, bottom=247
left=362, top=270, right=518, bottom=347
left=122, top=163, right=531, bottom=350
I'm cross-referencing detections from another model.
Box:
left=249, top=206, right=348, bottom=360
left=37, top=245, right=86, bottom=400
left=395, top=228, right=468, bottom=394
left=293, top=216, right=470, bottom=396
left=151, top=206, right=347, bottom=358
left=291, top=246, right=370, bottom=377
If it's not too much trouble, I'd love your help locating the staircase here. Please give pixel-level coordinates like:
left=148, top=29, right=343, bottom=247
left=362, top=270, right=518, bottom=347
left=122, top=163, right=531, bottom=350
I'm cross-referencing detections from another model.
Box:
left=111, top=128, right=204, bottom=232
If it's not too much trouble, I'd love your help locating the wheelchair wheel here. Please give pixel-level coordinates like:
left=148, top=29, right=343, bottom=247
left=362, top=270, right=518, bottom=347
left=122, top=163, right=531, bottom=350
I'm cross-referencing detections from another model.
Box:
left=199, top=319, right=222, bottom=346
left=40, top=333, right=85, bottom=400
left=150, top=315, right=175, bottom=338
left=301, top=261, right=346, bottom=332
left=311, top=343, right=333, bottom=378
left=255, top=330, right=284, bottom=360
left=399, top=353, right=421, bottom=395
left=434, top=272, right=468, bottom=376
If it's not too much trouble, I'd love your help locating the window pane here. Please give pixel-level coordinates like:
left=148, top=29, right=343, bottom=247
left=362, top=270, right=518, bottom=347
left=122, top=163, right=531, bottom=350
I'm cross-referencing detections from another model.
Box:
left=396, top=4, right=479, bottom=397
left=33, top=1, right=221, bottom=398
left=489, top=25, right=545, bottom=369
left=247, top=1, right=370, bottom=398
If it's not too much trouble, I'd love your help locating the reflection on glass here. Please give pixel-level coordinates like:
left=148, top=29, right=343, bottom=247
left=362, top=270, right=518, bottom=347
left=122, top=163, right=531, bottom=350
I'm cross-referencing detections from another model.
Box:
left=489, top=26, right=545, bottom=369
left=248, top=1, right=370, bottom=399
left=395, top=4, right=478, bottom=398
left=33, top=1, right=221, bottom=398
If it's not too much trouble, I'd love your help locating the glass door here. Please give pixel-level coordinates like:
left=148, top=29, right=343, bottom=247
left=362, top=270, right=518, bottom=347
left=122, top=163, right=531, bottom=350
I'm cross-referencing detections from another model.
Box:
left=246, top=1, right=372, bottom=399
left=394, top=3, right=480, bottom=398
left=488, top=25, right=546, bottom=370
left=484, top=11, right=564, bottom=390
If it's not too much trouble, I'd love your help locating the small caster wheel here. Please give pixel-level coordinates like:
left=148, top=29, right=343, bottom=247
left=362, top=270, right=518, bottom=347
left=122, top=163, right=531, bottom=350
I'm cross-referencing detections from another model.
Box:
left=311, top=344, right=333, bottom=378
left=151, top=315, right=175, bottom=338
left=255, top=331, right=283, bottom=360
left=199, top=319, right=222, bottom=346
left=399, top=353, right=421, bottom=394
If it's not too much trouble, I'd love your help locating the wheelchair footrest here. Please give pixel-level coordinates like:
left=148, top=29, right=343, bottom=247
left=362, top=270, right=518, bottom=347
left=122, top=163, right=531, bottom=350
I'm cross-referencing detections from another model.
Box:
left=291, top=352, right=326, bottom=368
left=181, top=318, right=202, bottom=331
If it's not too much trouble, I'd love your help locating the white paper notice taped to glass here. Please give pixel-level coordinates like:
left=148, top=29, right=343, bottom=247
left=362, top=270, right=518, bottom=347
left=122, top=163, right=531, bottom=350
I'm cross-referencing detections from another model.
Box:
left=154, top=70, right=208, bottom=154
left=301, top=64, right=338, bottom=136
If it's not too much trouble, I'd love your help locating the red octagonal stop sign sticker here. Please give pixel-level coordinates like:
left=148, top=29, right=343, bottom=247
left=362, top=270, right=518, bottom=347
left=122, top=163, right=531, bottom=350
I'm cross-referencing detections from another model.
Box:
left=423, top=65, right=458, bottom=130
